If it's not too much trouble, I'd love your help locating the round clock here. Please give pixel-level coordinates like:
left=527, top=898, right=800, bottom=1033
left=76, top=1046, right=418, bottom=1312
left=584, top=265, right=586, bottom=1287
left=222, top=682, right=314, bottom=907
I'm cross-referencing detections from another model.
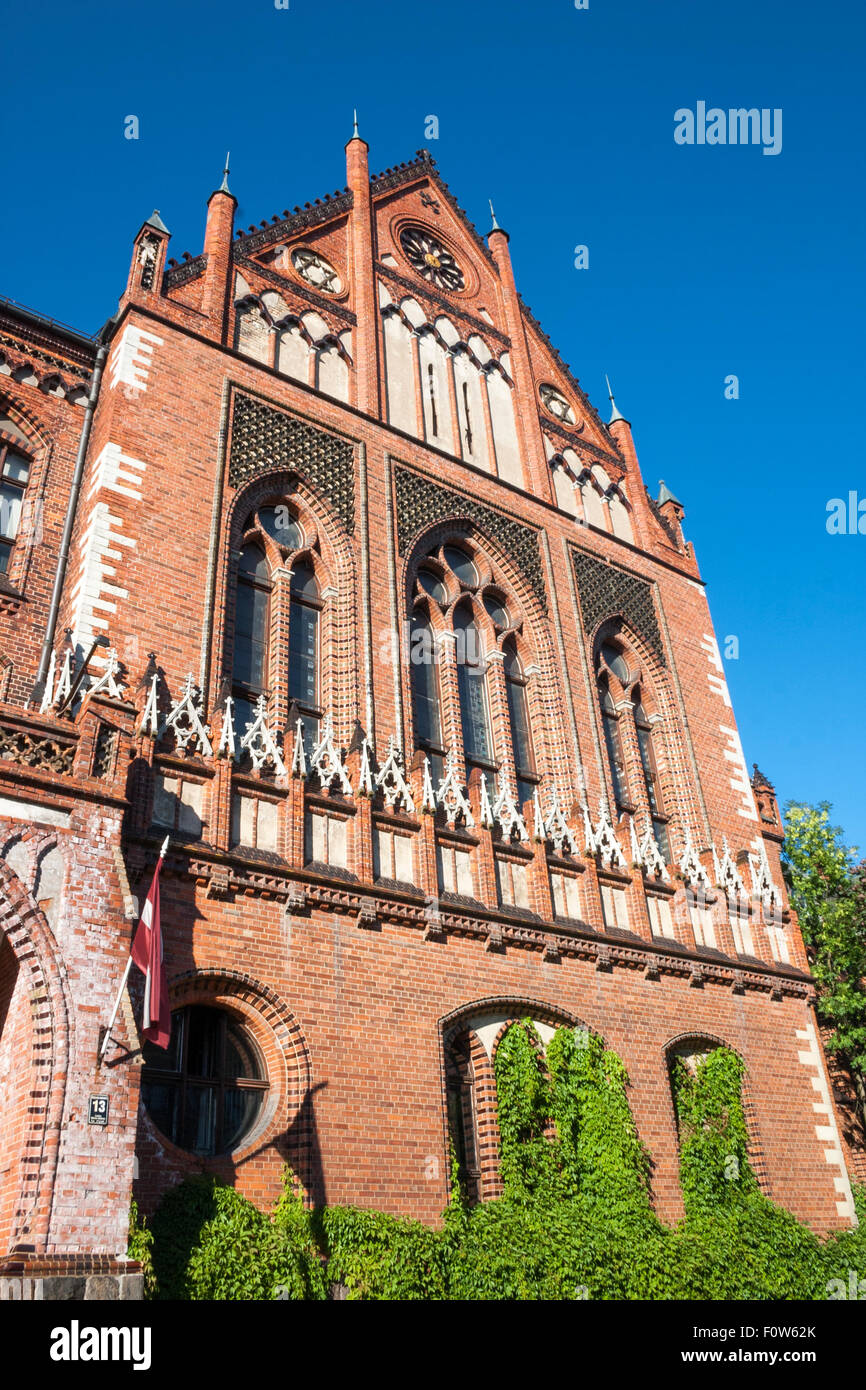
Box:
left=399, top=226, right=465, bottom=292
left=291, top=247, right=342, bottom=296
left=539, top=383, right=575, bottom=425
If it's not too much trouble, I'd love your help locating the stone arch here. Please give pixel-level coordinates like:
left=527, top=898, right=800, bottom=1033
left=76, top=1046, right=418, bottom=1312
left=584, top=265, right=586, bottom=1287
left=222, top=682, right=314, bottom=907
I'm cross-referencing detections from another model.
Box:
left=664, top=1031, right=770, bottom=1195
left=0, top=858, right=70, bottom=1254
left=439, top=996, right=591, bottom=1201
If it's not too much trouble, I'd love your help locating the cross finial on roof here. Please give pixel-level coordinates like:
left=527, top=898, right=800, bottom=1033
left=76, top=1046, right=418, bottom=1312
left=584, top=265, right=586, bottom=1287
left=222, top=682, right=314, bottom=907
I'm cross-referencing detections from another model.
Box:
left=219, top=151, right=231, bottom=194
left=605, top=373, right=625, bottom=424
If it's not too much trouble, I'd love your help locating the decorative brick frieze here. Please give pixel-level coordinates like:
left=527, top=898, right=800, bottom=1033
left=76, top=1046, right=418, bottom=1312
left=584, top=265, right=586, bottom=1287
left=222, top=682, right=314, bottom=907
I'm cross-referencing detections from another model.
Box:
left=571, top=545, right=665, bottom=663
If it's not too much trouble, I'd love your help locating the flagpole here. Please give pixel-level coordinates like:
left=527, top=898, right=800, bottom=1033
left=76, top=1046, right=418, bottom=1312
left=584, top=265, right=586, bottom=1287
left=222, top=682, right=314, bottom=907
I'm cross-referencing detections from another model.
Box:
left=99, top=837, right=169, bottom=1063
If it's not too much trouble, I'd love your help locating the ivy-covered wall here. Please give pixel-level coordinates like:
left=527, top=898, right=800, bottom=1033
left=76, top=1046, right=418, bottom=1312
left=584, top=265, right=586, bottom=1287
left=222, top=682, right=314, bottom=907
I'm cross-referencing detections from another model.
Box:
left=133, top=1024, right=866, bottom=1300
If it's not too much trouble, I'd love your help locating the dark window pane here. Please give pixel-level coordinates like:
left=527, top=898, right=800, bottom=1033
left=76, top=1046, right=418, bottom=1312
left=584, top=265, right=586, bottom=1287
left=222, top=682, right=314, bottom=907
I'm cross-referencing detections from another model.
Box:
left=0, top=541, right=11, bottom=574
left=601, top=642, right=630, bottom=684
left=517, top=778, right=535, bottom=809
left=238, top=543, right=269, bottom=582
left=410, top=618, right=441, bottom=748
left=417, top=568, right=447, bottom=604
left=232, top=695, right=256, bottom=743
left=602, top=707, right=629, bottom=808
left=259, top=505, right=301, bottom=549
left=506, top=669, right=533, bottom=777
left=224, top=1024, right=261, bottom=1081
left=457, top=659, right=492, bottom=762
left=181, top=1085, right=218, bottom=1156
left=233, top=581, right=268, bottom=689
left=483, top=593, right=509, bottom=629
left=140, top=1079, right=178, bottom=1144
left=222, top=1089, right=264, bottom=1153
left=290, top=560, right=318, bottom=600
left=636, top=722, right=662, bottom=815
left=185, top=1007, right=221, bottom=1079
left=443, top=546, right=478, bottom=588
left=289, top=600, right=318, bottom=705
left=653, top=818, right=671, bottom=863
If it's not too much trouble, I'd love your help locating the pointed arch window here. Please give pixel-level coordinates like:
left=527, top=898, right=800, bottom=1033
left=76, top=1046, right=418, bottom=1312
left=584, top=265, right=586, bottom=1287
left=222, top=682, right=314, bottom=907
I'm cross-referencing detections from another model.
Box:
left=600, top=678, right=630, bottom=812
left=289, top=560, right=321, bottom=749
left=409, top=612, right=445, bottom=778
left=633, top=693, right=670, bottom=861
left=232, top=542, right=270, bottom=738
left=504, top=641, right=536, bottom=806
left=0, top=444, right=32, bottom=576
left=454, top=605, right=494, bottom=780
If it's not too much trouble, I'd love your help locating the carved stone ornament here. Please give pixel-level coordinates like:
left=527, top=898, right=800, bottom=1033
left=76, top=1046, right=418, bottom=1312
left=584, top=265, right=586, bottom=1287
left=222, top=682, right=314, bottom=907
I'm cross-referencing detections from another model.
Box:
left=308, top=713, right=352, bottom=794
left=238, top=693, right=286, bottom=775
left=159, top=673, right=213, bottom=757
left=433, top=748, right=474, bottom=828
left=590, top=799, right=628, bottom=871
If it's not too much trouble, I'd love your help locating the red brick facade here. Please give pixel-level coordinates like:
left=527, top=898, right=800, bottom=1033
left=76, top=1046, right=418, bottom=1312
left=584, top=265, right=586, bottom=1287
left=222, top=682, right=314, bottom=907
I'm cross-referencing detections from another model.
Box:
left=0, top=137, right=860, bottom=1279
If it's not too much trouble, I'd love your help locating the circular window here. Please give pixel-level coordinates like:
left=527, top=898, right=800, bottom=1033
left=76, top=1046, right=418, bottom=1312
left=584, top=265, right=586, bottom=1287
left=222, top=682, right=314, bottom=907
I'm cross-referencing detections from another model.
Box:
left=417, top=568, right=447, bottom=604
left=141, top=1006, right=268, bottom=1156
left=443, top=545, right=478, bottom=588
left=483, top=592, right=509, bottom=629
left=258, top=505, right=302, bottom=550
left=399, top=226, right=465, bottom=292
left=290, top=247, right=342, bottom=296
left=539, top=383, right=575, bottom=425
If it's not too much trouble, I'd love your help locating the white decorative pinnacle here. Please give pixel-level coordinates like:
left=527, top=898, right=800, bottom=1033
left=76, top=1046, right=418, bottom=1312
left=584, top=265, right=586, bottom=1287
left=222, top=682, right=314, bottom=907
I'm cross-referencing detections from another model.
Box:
left=582, top=800, right=595, bottom=853
left=159, top=673, right=213, bottom=756
left=713, top=836, right=745, bottom=898
left=39, top=650, right=56, bottom=713
left=590, top=798, right=628, bottom=870
left=217, top=694, right=237, bottom=759
left=239, top=693, right=286, bottom=774
left=139, top=672, right=160, bottom=737
left=435, top=748, right=475, bottom=828
left=291, top=717, right=308, bottom=778
left=374, top=736, right=415, bottom=813
left=492, top=771, right=529, bottom=842
left=421, top=755, right=437, bottom=814
left=748, top=837, right=779, bottom=907
left=678, top=827, right=711, bottom=888
left=88, top=648, right=124, bottom=701
left=542, top=784, right=579, bottom=856
left=308, top=713, right=352, bottom=794
left=632, top=818, right=669, bottom=881
left=358, top=737, right=375, bottom=797
left=54, top=648, right=73, bottom=709
left=480, top=773, right=495, bottom=830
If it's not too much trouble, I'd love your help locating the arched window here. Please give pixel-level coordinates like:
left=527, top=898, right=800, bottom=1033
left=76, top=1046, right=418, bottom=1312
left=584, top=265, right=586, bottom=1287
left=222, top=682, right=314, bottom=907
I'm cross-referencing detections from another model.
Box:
left=0, top=441, right=32, bottom=576
left=600, top=678, right=630, bottom=812
left=409, top=612, right=445, bottom=779
left=289, top=560, right=321, bottom=749
left=141, top=1005, right=268, bottom=1156
left=504, top=641, right=536, bottom=806
left=445, top=1033, right=480, bottom=1204
left=232, top=542, right=270, bottom=739
left=454, top=605, right=494, bottom=781
left=633, top=692, right=670, bottom=861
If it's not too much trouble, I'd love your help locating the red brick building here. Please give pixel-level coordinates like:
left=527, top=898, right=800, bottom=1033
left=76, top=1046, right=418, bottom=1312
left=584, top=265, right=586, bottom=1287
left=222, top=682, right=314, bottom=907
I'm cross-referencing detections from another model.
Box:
left=0, top=134, right=859, bottom=1296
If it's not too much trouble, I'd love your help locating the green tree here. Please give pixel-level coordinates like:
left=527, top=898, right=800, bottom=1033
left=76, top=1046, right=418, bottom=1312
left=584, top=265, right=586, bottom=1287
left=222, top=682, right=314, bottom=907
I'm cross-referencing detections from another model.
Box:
left=783, top=801, right=866, bottom=1132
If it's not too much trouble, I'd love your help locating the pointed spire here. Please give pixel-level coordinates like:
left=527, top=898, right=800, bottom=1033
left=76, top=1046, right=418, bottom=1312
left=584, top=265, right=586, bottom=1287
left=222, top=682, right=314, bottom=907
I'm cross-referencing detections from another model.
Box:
left=145, top=209, right=169, bottom=235
left=219, top=151, right=231, bottom=195
left=657, top=479, right=682, bottom=508
left=605, top=373, right=625, bottom=425
left=489, top=199, right=500, bottom=231
left=352, top=109, right=359, bottom=139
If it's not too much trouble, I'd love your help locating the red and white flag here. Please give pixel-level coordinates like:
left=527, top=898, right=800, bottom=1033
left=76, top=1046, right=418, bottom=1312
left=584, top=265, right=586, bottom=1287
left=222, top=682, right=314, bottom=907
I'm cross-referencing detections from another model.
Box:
left=130, top=838, right=170, bottom=1050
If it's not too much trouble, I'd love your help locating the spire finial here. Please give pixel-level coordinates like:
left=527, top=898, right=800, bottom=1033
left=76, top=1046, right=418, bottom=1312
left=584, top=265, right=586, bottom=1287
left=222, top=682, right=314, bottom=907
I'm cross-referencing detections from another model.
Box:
left=489, top=199, right=500, bottom=231
left=605, top=373, right=625, bottom=424
left=352, top=109, right=359, bottom=139
left=219, top=151, right=231, bottom=194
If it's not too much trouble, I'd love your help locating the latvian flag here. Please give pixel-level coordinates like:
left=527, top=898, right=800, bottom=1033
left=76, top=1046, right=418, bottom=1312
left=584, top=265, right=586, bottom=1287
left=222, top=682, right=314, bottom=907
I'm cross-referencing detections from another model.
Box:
left=130, top=838, right=171, bottom=1050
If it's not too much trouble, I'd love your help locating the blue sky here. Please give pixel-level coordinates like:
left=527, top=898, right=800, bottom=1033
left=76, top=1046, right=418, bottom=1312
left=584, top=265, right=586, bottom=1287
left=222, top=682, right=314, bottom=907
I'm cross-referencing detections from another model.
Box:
left=2, top=0, right=864, bottom=850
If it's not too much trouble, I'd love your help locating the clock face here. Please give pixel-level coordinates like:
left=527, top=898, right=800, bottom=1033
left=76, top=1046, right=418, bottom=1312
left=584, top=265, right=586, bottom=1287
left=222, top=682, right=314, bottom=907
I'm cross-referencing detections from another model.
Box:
left=539, top=383, right=575, bottom=425
left=291, top=247, right=342, bottom=295
left=399, top=226, right=465, bottom=292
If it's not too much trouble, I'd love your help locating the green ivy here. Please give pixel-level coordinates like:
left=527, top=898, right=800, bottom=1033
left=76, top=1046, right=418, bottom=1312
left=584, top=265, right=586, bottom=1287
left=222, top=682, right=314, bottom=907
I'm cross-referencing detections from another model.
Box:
left=135, top=1037, right=866, bottom=1300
